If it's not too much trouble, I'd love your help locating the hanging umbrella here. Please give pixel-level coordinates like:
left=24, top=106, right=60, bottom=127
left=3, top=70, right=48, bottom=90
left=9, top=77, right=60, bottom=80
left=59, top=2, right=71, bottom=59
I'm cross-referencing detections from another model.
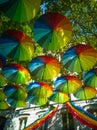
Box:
left=27, top=81, right=52, bottom=98
left=62, top=44, right=97, bottom=73
left=0, top=29, right=34, bottom=61
left=0, top=73, right=7, bottom=87
left=2, top=63, right=31, bottom=85
left=28, top=55, right=61, bottom=80
left=83, top=67, right=97, bottom=88
left=0, top=54, right=6, bottom=68
left=49, top=90, right=70, bottom=104
left=3, top=84, right=27, bottom=100
left=33, top=12, right=72, bottom=51
left=54, top=75, right=82, bottom=94
left=74, top=85, right=97, bottom=100
left=0, top=0, right=41, bottom=22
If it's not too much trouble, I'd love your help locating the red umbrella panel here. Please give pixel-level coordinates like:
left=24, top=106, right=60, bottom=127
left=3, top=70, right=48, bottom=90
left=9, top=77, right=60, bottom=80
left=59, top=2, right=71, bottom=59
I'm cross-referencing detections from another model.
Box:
left=54, top=75, right=82, bottom=94
left=28, top=55, right=61, bottom=80
left=62, top=44, right=97, bottom=73
left=33, top=12, right=72, bottom=51
left=2, top=63, right=31, bottom=85
left=1, top=29, right=34, bottom=61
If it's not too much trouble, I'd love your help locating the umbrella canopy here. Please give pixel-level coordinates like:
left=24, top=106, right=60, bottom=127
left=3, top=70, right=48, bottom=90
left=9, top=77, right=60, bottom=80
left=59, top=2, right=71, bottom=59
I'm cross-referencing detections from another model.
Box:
left=54, top=75, right=82, bottom=94
left=0, top=54, right=6, bottom=68
left=0, top=73, right=7, bottom=87
left=3, top=84, right=27, bottom=100
left=27, top=81, right=52, bottom=98
left=33, top=12, right=72, bottom=51
left=7, top=98, right=26, bottom=108
left=0, top=0, right=41, bottom=22
left=49, top=90, right=70, bottom=104
left=0, top=29, right=34, bottom=61
left=74, top=85, right=97, bottom=100
left=28, top=55, right=61, bottom=80
left=83, top=67, right=97, bottom=88
left=27, top=96, right=47, bottom=106
left=62, top=44, right=97, bottom=73
left=2, top=63, right=31, bottom=85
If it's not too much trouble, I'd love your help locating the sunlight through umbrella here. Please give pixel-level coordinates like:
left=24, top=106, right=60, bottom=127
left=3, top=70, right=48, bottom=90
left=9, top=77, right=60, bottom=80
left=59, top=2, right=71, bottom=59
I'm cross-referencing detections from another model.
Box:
left=33, top=12, right=72, bottom=51
left=2, top=63, right=31, bottom=85
left=62, top=44, right=97, bottom=73
left=54, top=75, right=82, bottom=94
left=74, top=85, right=97, bottom=100
left=49, top=90, right=70, bottom=104
left=28, top=55, right=61, bottom=80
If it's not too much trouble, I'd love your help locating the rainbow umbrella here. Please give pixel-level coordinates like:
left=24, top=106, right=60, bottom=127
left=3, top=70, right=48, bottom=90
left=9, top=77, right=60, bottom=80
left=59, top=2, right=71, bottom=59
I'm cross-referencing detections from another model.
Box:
left=49, top=90, right=70, bottom=104
left=0, top=0, right=41, bottom=22
left=62, top=44, right=97, bottom=73
left=0, top=73, right=7, bottom=87
left=74, top=85, right=97, bottom=100
left=28, top=55, right=61, bottom=80
left=27, top=81, right=52, bottom=98
left=54, top=75, right=82, bottom=94
left=2, top=63, right=31, bottom=85
left=33, top=12, right=72, bottom=51
left=83, top=67, right=97, bottom=88
left=0, top=54, right=6, bottom=68
left=0, top=29, right=34, bottom=61
left=3, top=84, right=27, bottom=100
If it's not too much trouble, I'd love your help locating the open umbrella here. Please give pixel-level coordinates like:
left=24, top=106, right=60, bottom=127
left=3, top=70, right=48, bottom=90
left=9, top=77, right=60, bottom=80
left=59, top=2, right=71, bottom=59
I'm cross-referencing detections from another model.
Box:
left=27, top=81, right=52, bottom=98
left=2, top=63, right=31, bottom=85
left=0, top=0, right=41, bottom=22
left=62, top=44, right=97, bottom=73
left=3, top=84, right=27, bottom=100
left=83, top=67, right=97, bottom=88
left=54, top=75, right=82, bottom=94
left=33, top=12, right=72, bottom=51
left=28, top=55, right=61, bottom=80
left=0, top=54, right=6, bottom=68
left=49, top=90, right=70, bottom=104
left=74, top=85, right=97, bottom=100
left=0, top=29, right=34, bottom=61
